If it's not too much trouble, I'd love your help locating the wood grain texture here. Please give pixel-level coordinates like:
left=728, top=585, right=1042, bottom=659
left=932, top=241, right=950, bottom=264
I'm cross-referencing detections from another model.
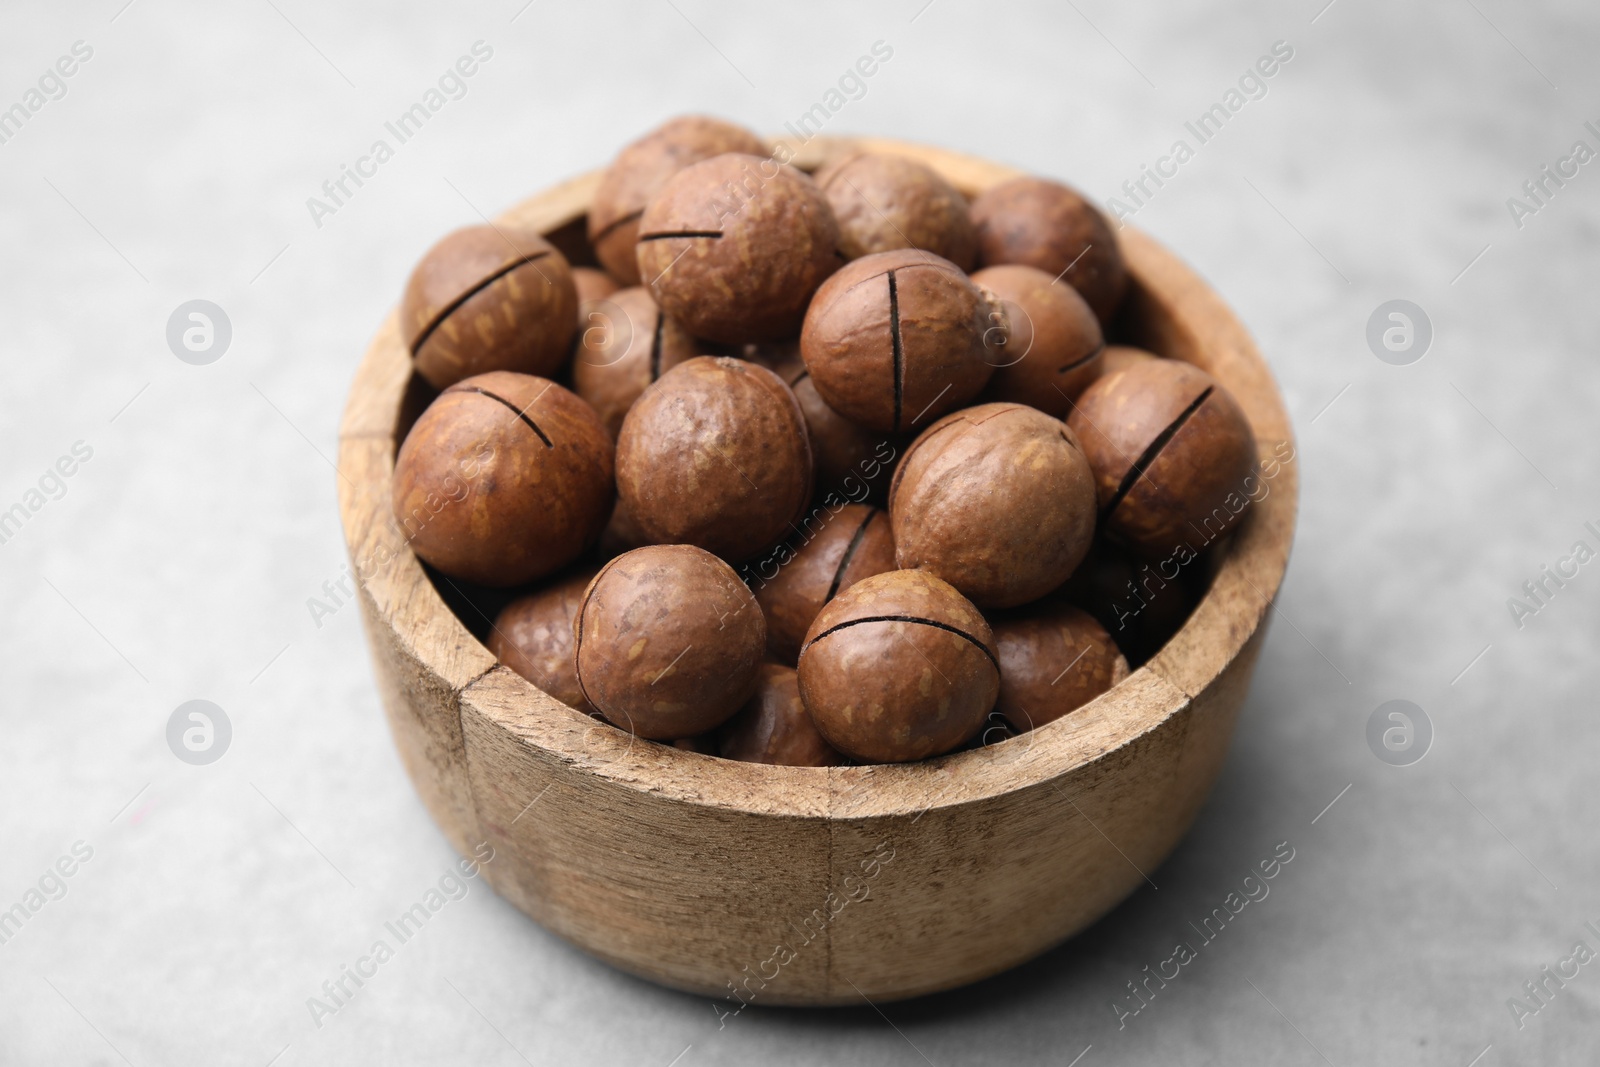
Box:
left=337, top=136, right=1298, bottom=1005
left=338, top=436, right=496, bottom=859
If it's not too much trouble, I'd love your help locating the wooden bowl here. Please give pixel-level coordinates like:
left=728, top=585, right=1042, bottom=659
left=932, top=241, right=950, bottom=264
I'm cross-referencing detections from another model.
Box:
left=338, top=137, right=1297, bottom=1006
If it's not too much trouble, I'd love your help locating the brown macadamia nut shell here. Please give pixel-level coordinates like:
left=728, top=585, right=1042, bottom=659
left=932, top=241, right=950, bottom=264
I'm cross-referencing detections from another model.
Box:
left=595, top=493, right=647, bottom=562
left=972, top=264, right=1105, bottom=416
left=1060, top=540, right=1199, bottom=665
left=970, top=177, right=1127, bottom=325
left=889, top=403, right=1097, bottom=609
left=401, top=225, right=577, bottom=390
left=573, top=544, right=765, bottom=739
left=814, top=152, right=977, bottom=269
left=671, top=734, right=719, bottom=755
left=719, top=663, right=844, bottom=766
left=392, top=372, right=614, bottom=586
left=800, top=249, right=1000, bottom=433
left=616, top=356, right=813, bottom=563
left=572, top=287, right=700, bottom=437
left=489, top=568, right=599, bottom=714
left=992, top=604, right=1129, bottom=733
left=699, top=337, right=799, bottom=372
left=797, top=569, right=998, bottom=763
left=636, top=153, right=839, bottom=343
left=587, top=116, right=768, bottom=285
left=774, top=354, right=901, bottom=503
left=572, top=266, right=622, bottom=312
left=1067, top=360, right=1258, bottom=559
left=752, top=504, right=897, bottom=665
left=1098, top=344, right=1157, bottom=376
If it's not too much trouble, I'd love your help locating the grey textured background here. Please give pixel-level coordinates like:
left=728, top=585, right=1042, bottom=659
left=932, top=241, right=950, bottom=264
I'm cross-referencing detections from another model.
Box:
left=2, top=1, right=1597, bottom=1064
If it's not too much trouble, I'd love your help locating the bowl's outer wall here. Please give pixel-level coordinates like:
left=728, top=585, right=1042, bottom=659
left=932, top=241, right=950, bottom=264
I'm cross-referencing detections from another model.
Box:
left=337, top=138, right=1298, bottom=1005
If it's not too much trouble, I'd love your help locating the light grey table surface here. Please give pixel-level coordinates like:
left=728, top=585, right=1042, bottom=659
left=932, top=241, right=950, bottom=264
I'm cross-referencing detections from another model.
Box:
left=2, top=1, right=1597, bottom=1064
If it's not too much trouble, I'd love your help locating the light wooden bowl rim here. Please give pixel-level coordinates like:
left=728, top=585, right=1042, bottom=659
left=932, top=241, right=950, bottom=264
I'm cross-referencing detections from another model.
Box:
left=339, top=135, right=1297, bottom=828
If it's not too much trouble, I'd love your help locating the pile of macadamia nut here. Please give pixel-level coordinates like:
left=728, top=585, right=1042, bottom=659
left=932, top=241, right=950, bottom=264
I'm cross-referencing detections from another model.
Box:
left=391, top=115, right=1258, bottom=767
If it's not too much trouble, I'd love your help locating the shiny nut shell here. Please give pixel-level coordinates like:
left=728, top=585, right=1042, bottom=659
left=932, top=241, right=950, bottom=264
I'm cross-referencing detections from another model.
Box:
left=615, top=356, right=813, bottom=562
left=797, top=569, right=998, bottom=763
left=391, top=372, right=614, bottom=586
left=587, top=116, right=768, bottom=285
left=401, top=225, right=577, bottom=389
left=889, top=403, right=1097, bottom=608
left=573, top=544, right=766, bottom=739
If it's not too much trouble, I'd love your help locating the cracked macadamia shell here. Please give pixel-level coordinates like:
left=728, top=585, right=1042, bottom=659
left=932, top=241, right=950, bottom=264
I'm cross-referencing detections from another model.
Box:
left=970, top=177, right=1127, bottom=326
left=813, top=152, right=977, bottom=269
left=797, top=569, right=998, bottom=763
left=718, top=663, right=844, bottom=767
left=773, top=353, right=901, bottom=503
left=572, top=287, right=701, bottom=438
left=751, top=503, right=897, bottom=665
left=392, top=372, right=614, bottom=586
left=889, top=402, right=1097, bottom=609
left=972, top=264, right=1105, bottom=416
left=488, top=567, right=600, bottom=714
left=1067, top=359, right=1257, bottom=559
left=991, top=603, right=1129, bottom=732
left=587, top=116, right=767, bottom=285
left=800, top=249, right=1000, bottom=434
left=574, top=544, right=766, bottom=739
left=400, top=225, right=578, bottom=390
left=636, top=153, right=840, bottom=343
left=615, top=356, right=813, bottom=563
